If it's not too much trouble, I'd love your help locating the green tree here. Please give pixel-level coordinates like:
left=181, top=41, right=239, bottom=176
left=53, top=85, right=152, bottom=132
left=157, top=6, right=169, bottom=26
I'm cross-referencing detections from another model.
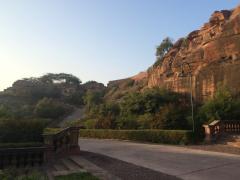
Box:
left=198, top=86, right=240, bottom=123
left=95, top=103, right=120, bottom=129
left=154, top=37, right=173, bottom=67
left=83, top=91, right=104, bottom=112
left=34, top=98, right=72, bottom=119
left=40, top=73, right=81, bottom=85
left=152, top=104, right=189, bottom=129
left=0, top=118, right=49, bottom=143
left=0, top=105, right=10, bottom=118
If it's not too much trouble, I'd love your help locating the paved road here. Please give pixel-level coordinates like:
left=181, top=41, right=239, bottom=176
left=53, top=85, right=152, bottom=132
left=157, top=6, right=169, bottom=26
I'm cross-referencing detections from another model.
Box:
left=79, top=138, right=240, bottom=180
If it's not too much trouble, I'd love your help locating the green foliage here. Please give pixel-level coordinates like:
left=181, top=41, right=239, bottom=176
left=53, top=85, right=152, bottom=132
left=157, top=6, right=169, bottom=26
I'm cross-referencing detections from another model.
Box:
left=0, top=118, right=49, bottom=143
left=116, top=114, right=139, bottom=129
left=154, top=37, right=173, bottom=67
left=40, top=73, right=81, bottom=85
left=34, top=98, right=72, bottom=119
left=43, top=128, right=62, bottom=135
left=0, top=105, right=11, bottom=118
left=84, top=91, right=104, bottom=112
left=152, top=104, right=190, bottom=130
left=56, top=172, right=99, bottom=180
left=90, top=103, right=120, bottom=129
left=80, top=129, right=193, bottom=145
left=11, top=78, right=61, bottom=101
left=137, top=113, right=154, bottom=129
left=0, top=169, right=47, bottom=180
left=84, top=119, right=98, bottom=129
left=198, top=86, right=240, bottom=123
left=64, top=91, right=84, bottom=106
left=84, top=87, right=190, bottom=130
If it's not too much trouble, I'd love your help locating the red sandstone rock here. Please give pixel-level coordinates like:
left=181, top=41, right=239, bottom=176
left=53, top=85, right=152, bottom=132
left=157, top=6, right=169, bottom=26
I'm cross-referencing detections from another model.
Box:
left=147, top=5, right=240, bottom=101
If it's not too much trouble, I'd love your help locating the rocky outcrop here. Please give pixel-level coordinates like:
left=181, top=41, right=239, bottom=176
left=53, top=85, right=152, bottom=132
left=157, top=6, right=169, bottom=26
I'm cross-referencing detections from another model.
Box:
left=148, top=5, right=240, bottom=101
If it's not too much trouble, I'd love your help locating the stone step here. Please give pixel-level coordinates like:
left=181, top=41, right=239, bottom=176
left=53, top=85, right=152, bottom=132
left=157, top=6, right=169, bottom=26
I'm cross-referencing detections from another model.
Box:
left=61, top=158, right=83, bottom=171
left=53, top=161, right=69, bottom=171
left=70, top=155, right=120, bottom=180
left=52, top=169, right=86, bottom=177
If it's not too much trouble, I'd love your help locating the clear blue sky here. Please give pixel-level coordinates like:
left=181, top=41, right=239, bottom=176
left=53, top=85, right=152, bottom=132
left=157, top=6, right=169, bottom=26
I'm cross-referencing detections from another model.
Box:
left=0, top=0, right=239, bottom=90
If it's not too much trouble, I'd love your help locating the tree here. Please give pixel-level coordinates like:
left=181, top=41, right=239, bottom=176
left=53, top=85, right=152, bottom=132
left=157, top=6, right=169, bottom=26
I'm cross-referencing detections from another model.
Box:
left=34, top=98, right=72, bottom=119
left=0, top=118, right=49, bottom=143
left=10, top=78, right=61, bottom=100
left=0, top=105, right=11, bottom=118
left=154, top=37, right=174, bottom=67
left=198, top=86, right=240, bottom=123
left=40, top=73, right=81, bottom=85
left=152, top=104, right=189, bottom=129
left=83, top=91, right=104, bottom=112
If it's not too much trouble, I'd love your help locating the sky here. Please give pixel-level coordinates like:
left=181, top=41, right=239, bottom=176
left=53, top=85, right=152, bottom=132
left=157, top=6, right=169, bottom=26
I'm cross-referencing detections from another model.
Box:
left=0, top=0, right=239, bottom=90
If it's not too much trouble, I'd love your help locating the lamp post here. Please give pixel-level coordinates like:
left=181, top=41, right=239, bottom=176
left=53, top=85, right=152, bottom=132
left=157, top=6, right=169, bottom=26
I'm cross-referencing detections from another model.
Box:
left=179, top=62, right=195, bottom=133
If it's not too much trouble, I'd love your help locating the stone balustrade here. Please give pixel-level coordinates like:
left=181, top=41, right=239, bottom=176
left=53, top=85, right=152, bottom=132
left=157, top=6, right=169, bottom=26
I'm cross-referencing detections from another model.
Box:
left=224, top=120, right=240, bottom=133
left=203, top=120, right=240, bottom=143
left=0, top=126, right=81, bottom=168
left=0, top=147, right=45, bottom=169
left=43, top=126, right=81, bottom=160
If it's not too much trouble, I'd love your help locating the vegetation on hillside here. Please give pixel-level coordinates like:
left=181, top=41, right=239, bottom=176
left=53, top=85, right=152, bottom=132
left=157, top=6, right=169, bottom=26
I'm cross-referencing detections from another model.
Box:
left=197, top=86, right=240, bottom=124
left=1, top=71, right=240, bottom=144
left=81, top=87, right=192, bottom=130
left=0, top=73, right=104, bottom=143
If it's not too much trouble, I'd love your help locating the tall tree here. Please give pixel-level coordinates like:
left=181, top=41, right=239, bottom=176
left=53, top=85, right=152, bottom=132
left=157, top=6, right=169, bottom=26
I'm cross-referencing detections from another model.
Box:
left=155, top=37, right=173, bottom=66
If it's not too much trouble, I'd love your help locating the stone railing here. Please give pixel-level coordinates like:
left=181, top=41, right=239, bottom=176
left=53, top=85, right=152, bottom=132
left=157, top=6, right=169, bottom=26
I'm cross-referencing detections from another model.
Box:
left=43, top=126, right=81, bottom=160
left=224, top=120, right=240, bottom=133
left=203, top=120, right=240, bottom=143
left=0, top=126, right=81, bottom=168
left=0, top=146, right=45, bottom=169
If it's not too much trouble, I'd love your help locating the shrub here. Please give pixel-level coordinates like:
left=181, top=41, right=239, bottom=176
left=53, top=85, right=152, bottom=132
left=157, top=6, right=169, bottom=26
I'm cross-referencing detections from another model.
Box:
left=198, top=86, right=240, bottom=123
left=137, top=113, right=153, bottom=129
left=0, top=118, right=49, bottom=143
left=84, top=119, right=98, bottom=129
left=0, top=169, right=47, bottom=180
left=0, top=105, right=11, bottom=118
left=64, top=91, right=84, bottom=106
left=34, top=98, right=72, bottom=119
left=79, top=129, right=193, bottom=145
left=152, top=104, right=190, bottom=130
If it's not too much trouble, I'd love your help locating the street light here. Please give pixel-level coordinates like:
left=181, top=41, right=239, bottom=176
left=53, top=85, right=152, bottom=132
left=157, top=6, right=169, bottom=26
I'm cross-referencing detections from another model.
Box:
left=178, top=62, right=195, bottom=133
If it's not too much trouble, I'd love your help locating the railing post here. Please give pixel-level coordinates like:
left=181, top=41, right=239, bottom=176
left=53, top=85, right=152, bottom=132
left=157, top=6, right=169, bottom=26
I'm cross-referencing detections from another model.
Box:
left=203, top=124, right=212, bottom=144
left=203, top=120, right=223, bottom=143
left=69, top=127, right=81, bottom=155
left=42, top=134, right=55, bottom=161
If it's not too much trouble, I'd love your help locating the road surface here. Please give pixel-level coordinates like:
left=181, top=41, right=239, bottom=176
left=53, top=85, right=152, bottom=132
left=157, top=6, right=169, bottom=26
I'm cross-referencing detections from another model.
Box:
left=79, top=138, right=240, bottom=180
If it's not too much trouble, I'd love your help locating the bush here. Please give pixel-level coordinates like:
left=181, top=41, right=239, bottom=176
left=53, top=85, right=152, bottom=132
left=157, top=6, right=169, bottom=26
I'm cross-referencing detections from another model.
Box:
left=80, top=129, right=193, bottom=145
left=84, top=119, right=98, bottom=129
left=0, top=105, right=11, bottom=118
left=0, top=118, right=49, bottom=143
left=34, top=98, right=72, bottom=119
left=84, top=87, right=191, bottom=130
left=152, top=104, right=190, bottom=130
left=198, top=86, right=240, bottom=123
left=0, top=169, right=47, bottom=180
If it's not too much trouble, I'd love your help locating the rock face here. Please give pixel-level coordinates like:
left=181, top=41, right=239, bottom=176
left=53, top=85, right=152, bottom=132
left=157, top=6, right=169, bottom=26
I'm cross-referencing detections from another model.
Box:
left=148, top=5, right=240, bottom=101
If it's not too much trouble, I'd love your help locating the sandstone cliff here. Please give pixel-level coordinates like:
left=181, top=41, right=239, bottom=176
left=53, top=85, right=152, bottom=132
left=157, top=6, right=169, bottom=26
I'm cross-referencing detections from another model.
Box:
left=147, top=5, right=240, bottom=101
